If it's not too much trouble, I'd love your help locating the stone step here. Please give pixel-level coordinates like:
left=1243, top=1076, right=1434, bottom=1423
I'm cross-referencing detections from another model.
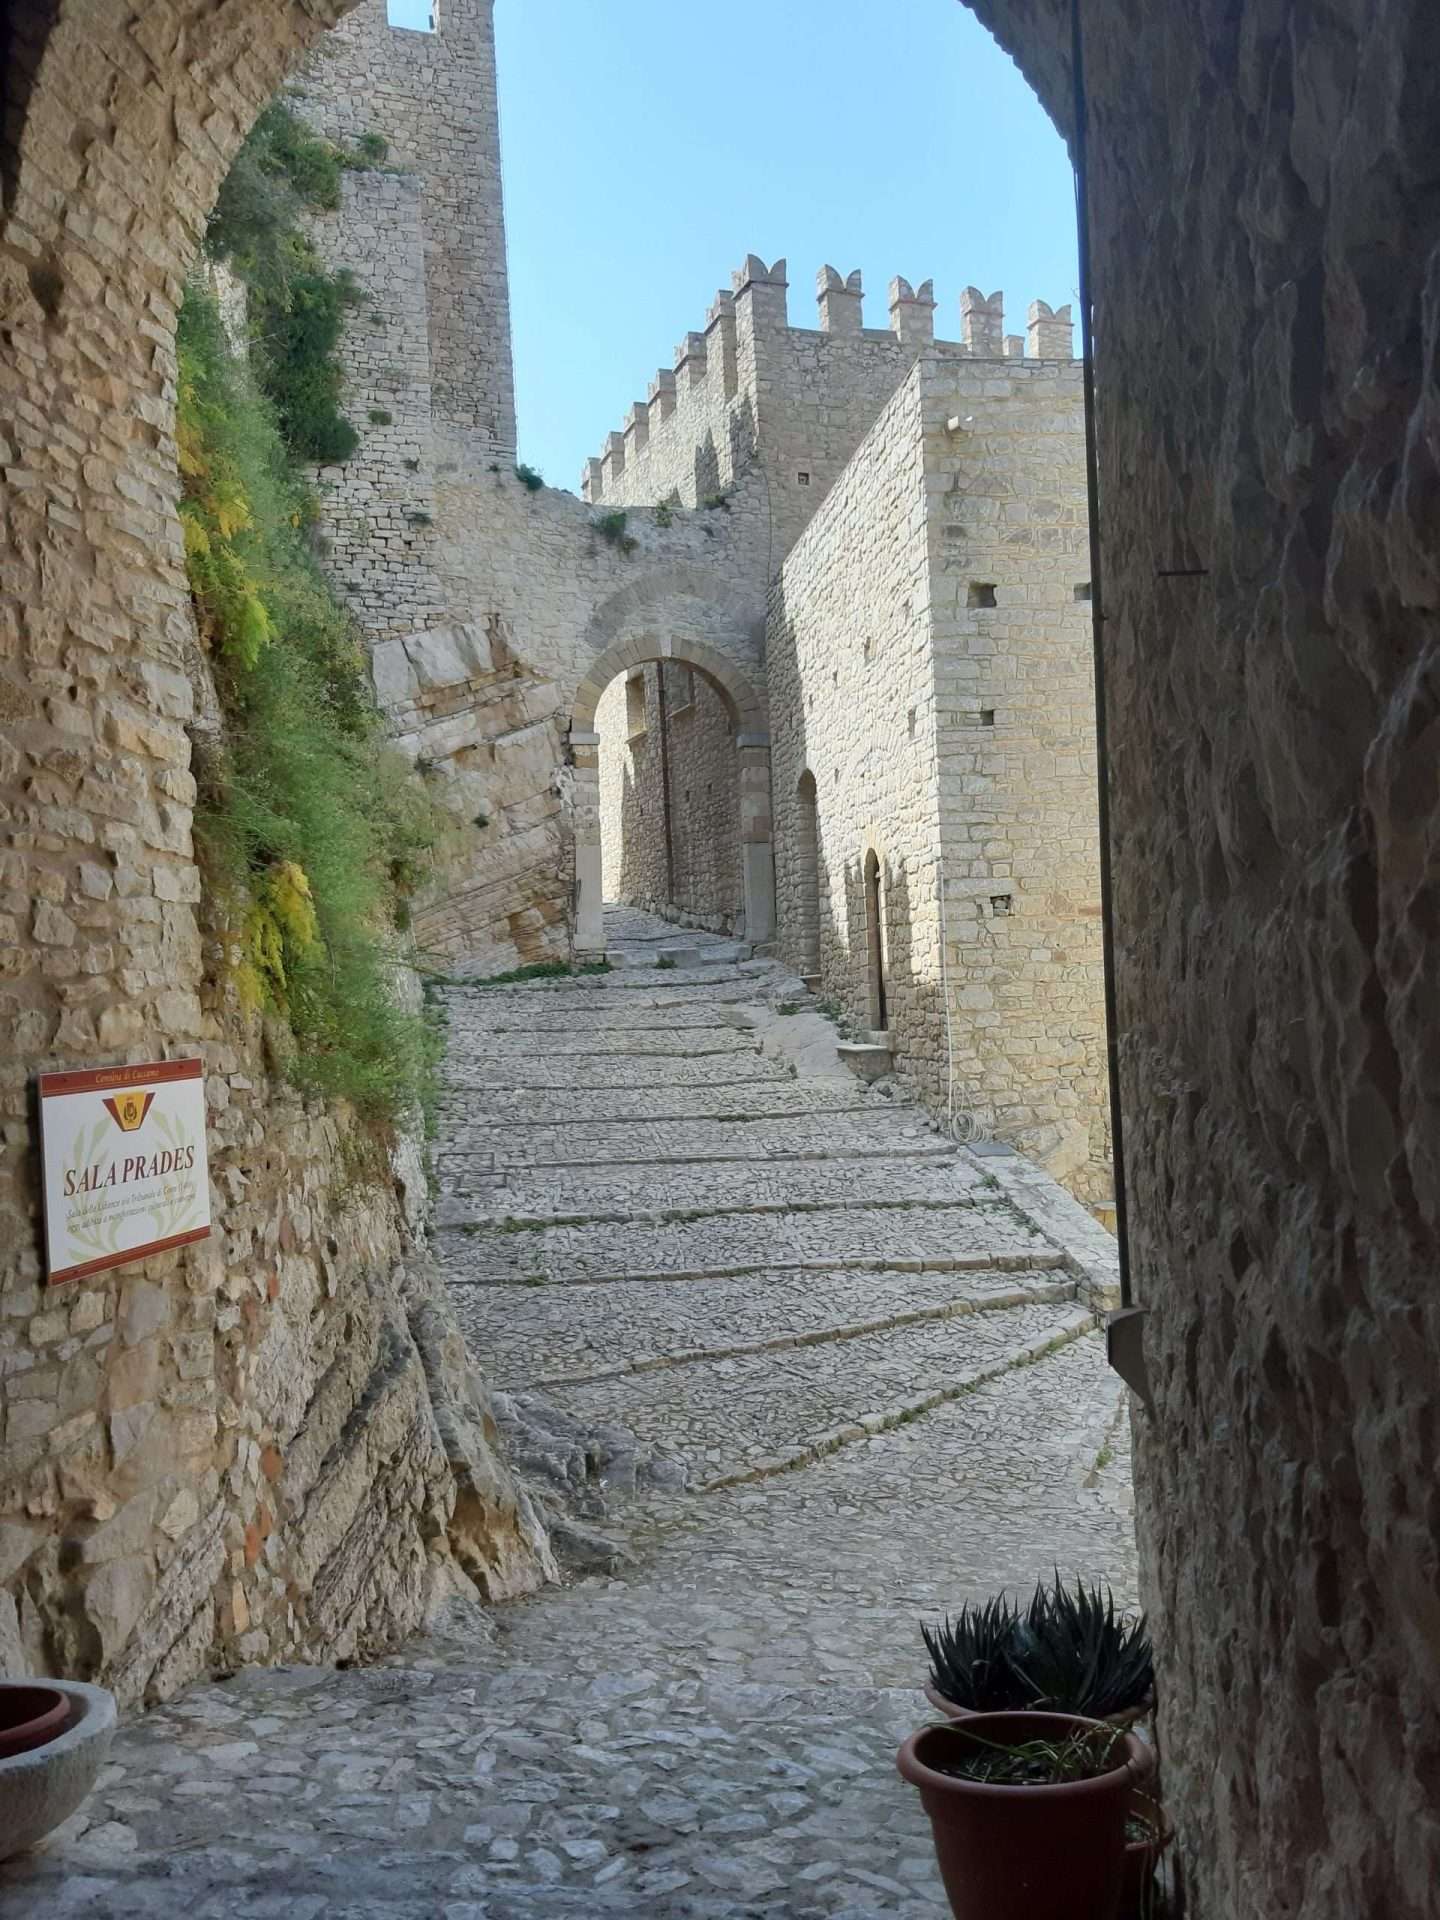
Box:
left=540, top=1301, right=1096, bottom=1491
left=436, top=1200, right=1058, bottom=1285
left=437, top=1153, right=992, bottom=1222
left=440, top=1056, right=797, bottom=1091
left=451, top=1266, right=1077, bottom=1391
left=445, top=1003, right=756, bottom=1034
left=438, top=1112, right=954, bottom=1169
left=442, top=979, right=762, bottom=1011
left=452, top=1029, right=762, bottom=1058
left=435, top=1080, right=881, bottom=1130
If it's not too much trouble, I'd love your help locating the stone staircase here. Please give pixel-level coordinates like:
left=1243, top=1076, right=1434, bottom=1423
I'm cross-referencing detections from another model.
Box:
left=437, top=904, right=1123, bottom=1532
left=1, top=906, right=1136, bottom=1919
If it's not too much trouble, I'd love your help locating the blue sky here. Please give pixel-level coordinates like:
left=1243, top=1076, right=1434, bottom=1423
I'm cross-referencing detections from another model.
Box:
left=392, top=1, right=1077, bottom=490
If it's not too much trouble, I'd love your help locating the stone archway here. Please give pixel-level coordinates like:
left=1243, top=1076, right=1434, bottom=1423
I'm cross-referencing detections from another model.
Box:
left=569, top=631, right=772, bottom=956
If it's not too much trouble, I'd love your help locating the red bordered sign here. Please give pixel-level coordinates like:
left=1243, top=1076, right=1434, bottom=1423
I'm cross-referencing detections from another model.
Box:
left=38, top=1059, right=212, bottom=1286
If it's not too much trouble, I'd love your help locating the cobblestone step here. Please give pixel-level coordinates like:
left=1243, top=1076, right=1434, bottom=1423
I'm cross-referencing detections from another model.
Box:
left=543, top=1300, right=1096, bottom=1490
left=437, top=1154, right=992, bottom=1224
left=447, top=1004, right=758, bottom=1034
left=435, top=1080, right=880, bottom=1129
left=437, top=1200, right=1053, bottom=1284
left=442, top=1055, right=797, bottom=1090
left=451, top=1267, right=1076, bottom=1390
left=456, top=1029, right=762, bottom=1057
left=440, top=1113, right=951, bottom=1167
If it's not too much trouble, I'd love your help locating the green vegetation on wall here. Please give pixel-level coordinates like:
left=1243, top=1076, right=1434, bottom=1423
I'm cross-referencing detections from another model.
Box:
left=204, top=103, right=364, bottom=463
left=179, top=107, right=440, bottom=1128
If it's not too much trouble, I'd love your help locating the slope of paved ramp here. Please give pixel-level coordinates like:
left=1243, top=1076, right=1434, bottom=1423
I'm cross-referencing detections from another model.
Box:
left=5, top=906, right=1136, bottom=1920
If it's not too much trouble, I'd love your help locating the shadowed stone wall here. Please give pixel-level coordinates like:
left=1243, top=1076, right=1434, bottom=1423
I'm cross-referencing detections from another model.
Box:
left=963, top=2, right=1440, bottom=1914
left=597, top=663, right=744, bottom=934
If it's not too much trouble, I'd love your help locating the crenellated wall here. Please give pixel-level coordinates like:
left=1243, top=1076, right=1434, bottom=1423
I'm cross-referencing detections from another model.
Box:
left=585, top=254, right=1073, bottom=557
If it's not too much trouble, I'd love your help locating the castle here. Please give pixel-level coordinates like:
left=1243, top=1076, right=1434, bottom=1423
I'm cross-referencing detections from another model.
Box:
left=289, top=0, right=1109, bottom=1204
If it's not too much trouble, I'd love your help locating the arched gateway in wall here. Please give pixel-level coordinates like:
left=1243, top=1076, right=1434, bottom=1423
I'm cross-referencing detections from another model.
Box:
left=567, top=575, right=774, bottom=954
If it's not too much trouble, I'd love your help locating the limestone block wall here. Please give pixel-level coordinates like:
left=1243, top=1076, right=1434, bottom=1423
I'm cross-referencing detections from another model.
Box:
left=960, top=3, right=1440, bottom=1914
left=770, top=351, right=1108, bottom=1203
left=768, top=364, right=945, bottom=1074
left=0, top=0, right=550, bottom=1706
left=586, top=255, right=1038, bottom=562
left=597, top=664, right=743, bottom=933
left=361, top=471, right=769, bottom=972
left=921, top=356, right=1109, bottom=1202
left=289, top=0, right=516, bottom=457
left=304, top=168, right=448, bottom=638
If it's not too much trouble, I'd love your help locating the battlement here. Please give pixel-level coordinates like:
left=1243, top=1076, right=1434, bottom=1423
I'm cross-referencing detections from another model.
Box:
left=582, top=258, right=1075, bottom=507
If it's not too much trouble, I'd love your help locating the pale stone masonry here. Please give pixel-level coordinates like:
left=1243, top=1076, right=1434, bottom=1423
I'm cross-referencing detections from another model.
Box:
left=587, top=259, right=1108, bottom=1197
left=276, top=0, right=1108, bottom=1196
left=770, top=354, right=1108, bottom=1199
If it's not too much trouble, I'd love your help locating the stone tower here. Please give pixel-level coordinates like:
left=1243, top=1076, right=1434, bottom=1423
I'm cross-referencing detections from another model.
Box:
left=292, top=0, right=517, bottom=459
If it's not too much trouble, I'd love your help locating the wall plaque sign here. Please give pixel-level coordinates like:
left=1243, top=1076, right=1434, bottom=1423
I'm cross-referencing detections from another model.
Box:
left=38, top=1059, right=212, bottom=1285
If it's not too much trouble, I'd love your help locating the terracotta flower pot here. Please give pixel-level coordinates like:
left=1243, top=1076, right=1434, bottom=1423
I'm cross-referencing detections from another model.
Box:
left=0, top=1686, right=70, bottom=1760
left=924, top=1680, right=1152, bottom=1729
left=1120, top=1788, right=1173, bottom=1918
left=897, top=1710, right=1155, bottom=1920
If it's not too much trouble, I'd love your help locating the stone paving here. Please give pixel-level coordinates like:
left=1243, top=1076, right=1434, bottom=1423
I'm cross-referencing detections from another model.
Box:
left=2, top=907, right=1136, bottom=1918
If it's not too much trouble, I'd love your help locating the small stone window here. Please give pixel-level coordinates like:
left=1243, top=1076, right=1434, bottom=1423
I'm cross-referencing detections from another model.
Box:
left=667, top=666, right=694, bottom=713
left=1075, top=582, right=1093, bottom=601
left=968, top=582, right=998, bottom=609
left=797, top=471, right=811, bottom=486
left=980, top=708, right=995, bottom=727
left=387, top=0, right=436, bottom=28
left=990, top=894, right=1013, bottom=916
left=625, top=672, right=647, bottom=739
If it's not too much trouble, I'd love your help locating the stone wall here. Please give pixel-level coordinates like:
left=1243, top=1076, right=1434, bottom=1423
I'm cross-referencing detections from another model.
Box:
left=768, top=348, right=1108, bottom=1200
left=960, top=3, right=1440, bottom=1915
left=289, top=0, right=516, bottom=458
left=922, top=353, right=1109, bottom=1200
left=768, top=364, right=945, bottom=1073
left=0, top=0, right=551, bottom=1705
left=597, top=663, right=743, bottom=933
left=305, top=168, right=448, bottom=638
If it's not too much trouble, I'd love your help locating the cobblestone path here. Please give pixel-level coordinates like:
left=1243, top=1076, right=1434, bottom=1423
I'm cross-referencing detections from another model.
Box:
left=3, top=908, right=1136, bottom=1919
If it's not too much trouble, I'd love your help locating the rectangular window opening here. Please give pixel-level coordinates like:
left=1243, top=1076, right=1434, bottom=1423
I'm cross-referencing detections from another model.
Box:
left=980, top=708, right=995, bottom=727
left=797, top=471, right=811, bottom=486
left=625, top=672, right=647, bottom=739
left=387, top=0, right=437, bottom=30
left=990, top=894, right=1013, bottom=917
left=1075, top=582, right=1093, bottom=601
left=968, top=582, right=998, bottom=609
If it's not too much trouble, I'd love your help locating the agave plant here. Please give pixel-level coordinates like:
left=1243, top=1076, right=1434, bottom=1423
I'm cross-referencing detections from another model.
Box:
left=921, top=1595, right=1023, bottom=1712
left=923, top=1574, right=1153, bottom=1719
left=1008, top=1575, right=1153, bottom=1719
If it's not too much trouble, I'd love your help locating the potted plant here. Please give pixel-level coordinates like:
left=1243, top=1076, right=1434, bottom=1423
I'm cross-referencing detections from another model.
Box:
left=0, top=1685, right=69, bottom=1759
left=897, top=1710, right=1154, bottom=1920
left=1121, top=1787, right=1173, bottom=1918
left=923, top=1573, right=1154, bottom=1723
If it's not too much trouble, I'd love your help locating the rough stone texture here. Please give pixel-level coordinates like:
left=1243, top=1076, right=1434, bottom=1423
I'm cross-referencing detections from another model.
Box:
left=0, top=0, right=546, bottom=1705
left=289, top=0, right=517, bottom=457
left=770, top=353, right=1109, bottom=1199
left=956, top=4, right=1440, bottom=1916
left=6, top=1, right=1437, bottom=1913
left=598, top=663, right=743, bottom=932
left=0, top=907, right=1135, bottom=1915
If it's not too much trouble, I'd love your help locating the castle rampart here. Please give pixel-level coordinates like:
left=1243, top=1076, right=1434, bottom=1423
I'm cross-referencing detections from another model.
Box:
left=584, top=261, right=1073, bottom=561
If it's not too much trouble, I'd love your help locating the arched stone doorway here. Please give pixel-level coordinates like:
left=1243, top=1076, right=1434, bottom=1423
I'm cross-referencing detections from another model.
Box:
left=569, top=633, right=773, bottom=954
